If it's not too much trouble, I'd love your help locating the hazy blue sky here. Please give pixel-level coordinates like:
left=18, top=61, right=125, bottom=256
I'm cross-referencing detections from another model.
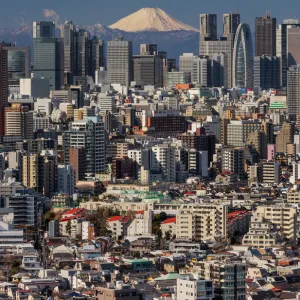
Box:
left=1, top=0, right=300, bottom=30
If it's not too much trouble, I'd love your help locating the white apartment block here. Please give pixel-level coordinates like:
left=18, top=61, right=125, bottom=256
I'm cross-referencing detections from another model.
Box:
left=256, top=205, right=297, bottom=240
left=176, top=204, right=228, bottom=242
left=151, top=143, right=176, bottom=182
left=177, top=274, right=214, bottom=300
left=127, top=210, right=152, bottom=236
left=242, top=215, right=277, bottom=248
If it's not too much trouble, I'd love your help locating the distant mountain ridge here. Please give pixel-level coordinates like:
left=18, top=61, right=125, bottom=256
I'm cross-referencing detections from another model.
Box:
left=0, top=8, right=199, bottom=60
left=0, top=25, right=199, bottom=60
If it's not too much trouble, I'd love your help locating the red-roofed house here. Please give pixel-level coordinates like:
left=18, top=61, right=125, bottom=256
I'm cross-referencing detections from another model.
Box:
left=107, top=215, right=131, bottom=238
left=59, top=208, right=87, bottom=238
left=127, top=210, right=152, bottom=236
left=227, top=210, right=251, bottom=239
left=161, top=217, right=176, bottom=237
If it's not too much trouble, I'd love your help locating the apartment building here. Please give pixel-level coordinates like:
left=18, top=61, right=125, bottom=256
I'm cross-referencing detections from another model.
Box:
left=256, top=205, right=297, bottom=240
left=242, top=215, right=277, bottom=248
left=176, top=204, right=228, bottom=242
left=127, top=210, right=152, bottom=236
left=198, top=260, right=246, bottom=300
left=177, top=274, right=214, bottom=300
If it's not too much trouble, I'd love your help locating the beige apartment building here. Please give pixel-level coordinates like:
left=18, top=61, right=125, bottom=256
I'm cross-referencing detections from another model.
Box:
left=176, top=204, right=228, bottom=242
left=256, top=205, right=297, bottom=240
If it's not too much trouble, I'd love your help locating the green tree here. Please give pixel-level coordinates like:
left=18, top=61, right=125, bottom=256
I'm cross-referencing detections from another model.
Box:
left=165, top=231, right=171, bottom=241
left=66, top=221, right=72, bottom=236
left=44, top=211, right=56, bottom=226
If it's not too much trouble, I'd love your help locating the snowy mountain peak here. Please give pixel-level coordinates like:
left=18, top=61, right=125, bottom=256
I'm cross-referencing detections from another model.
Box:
left=109, top=7, right=198, bottom=32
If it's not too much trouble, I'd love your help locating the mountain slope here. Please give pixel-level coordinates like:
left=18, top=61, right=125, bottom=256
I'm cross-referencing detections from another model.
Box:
left=109, top=7, right=198, bottom=32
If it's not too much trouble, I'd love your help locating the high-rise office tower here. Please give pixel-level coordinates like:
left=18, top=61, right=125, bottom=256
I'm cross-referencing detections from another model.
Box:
left=255, top=12, right=277, bottom=56
left=89, top=36, right=105, bottom=81
left=287, top=65, right=300, bottom=120
left=276, top=19, right=300, bottom=87
left=107, top=37, right=133, bottom=86
left=179, top=53, right=197, bottom=82
left=200, top=14, right=218, bottom=41
left=61, top=20, right=76, bottom=84
left=200, top=13, right=238, bottom=88
left=211, top=52, right=227, bottom=87
left=140, top=44, right=158, bottom=55
left=254, top=55, right=280, bottom=90
left=223, top=13, right=240, bottom=40
left=179, top=53, right=211, bottom=86
left=1, top=43, right=30, bottom=89
left=133, top=55, right=163, bottom=87
left=232, top=23, right=254, bottom=88
left=76, top=29, right=90, bottom=77
left=33, top=21, right=63, bottom=91
left=0, top=46, right=8, bottom=136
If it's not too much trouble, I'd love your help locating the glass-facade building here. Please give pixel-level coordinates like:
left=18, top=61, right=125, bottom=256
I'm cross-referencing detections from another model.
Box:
left=232, top=23, right=254, bottom=88
left=33, top=21, right=62, bottom=91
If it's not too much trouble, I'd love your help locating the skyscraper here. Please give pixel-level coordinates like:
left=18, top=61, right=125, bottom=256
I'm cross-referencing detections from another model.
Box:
left=200, top=13, right=240, bottom=88
left=200, top=14, right=217, bottom=41
left=61, top=21, right=76, bottom=84
left=254, top=55, right=280, bottom=90
left=89, top=36, right=105, bottom=81
left=140, top=44, right=158, bottom=55
left=223, top=13, right=241, bottom=44
left=276, top=20, right=300, bottom=87
left=33, top=21, right=63, bottom=90
left=0, top=46, right=8, bottom=136
left=133, top=55, right=163, bottom=87
left=232, top=23, right=254, bottom=88
left=76, top=29, right=90, bottom=77
left=107, top=37, right=133, bottom=86
left=1, top=43, right=30, bottom=89
left=287, top=65, right=300, bottom=119
left=255, top=12, right=277, bottom=56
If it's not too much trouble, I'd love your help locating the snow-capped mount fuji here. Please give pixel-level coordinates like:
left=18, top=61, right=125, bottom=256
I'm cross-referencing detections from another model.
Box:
left=109, top=7, right=198, bottom=32
left=0, top=8, right=199, bottom=59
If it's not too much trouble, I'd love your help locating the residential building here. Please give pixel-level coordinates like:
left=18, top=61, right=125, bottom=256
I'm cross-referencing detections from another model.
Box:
left=177, top=274, right=214, bottom=300
left=63, top=116, right=106, bottom=178
left=161, top=217, right=176, bottom=238
left=151, top=143, right=176, bottom=182
left=242, top=214, right=277, bottom=247
left=57, top=164, right=75, bottom=195
left=198, top=260, right=246, bottom=300
left=96, top=283, right=141, bottom=300
left=3, top=194, right=41, bottom=226
left=176, top=204, right=228, bottom=242
left=258, top=161, right=281, bottom=184
left=0, top=45, right=8, bottom=136
left=127, top=210, right=152, bottom=236
left=107, top=216, right=130, bottom=238
left=256, top=205, right=297, bottom=240
left=287, top=65, right=300, bottom=119
left=276, top=122, right=295, bottom=153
